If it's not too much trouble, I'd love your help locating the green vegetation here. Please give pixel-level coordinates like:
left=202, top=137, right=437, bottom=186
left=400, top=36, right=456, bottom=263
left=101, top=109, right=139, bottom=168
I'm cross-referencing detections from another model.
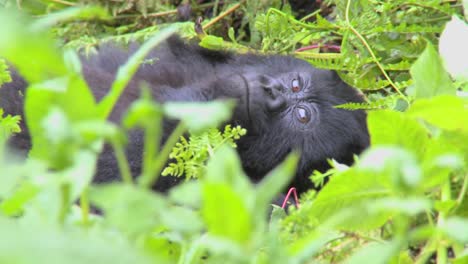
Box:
left=0, top=0, right=467, bottom=263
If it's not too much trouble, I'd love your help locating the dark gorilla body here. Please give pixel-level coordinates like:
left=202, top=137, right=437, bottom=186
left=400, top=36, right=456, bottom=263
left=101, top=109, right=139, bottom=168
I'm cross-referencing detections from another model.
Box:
left=1, top=36, right=369, bottom=193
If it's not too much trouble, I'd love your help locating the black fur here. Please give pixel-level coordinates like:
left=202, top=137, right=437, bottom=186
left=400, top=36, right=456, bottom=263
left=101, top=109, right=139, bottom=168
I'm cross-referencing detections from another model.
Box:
left=1, top=36, right=369, bottom=193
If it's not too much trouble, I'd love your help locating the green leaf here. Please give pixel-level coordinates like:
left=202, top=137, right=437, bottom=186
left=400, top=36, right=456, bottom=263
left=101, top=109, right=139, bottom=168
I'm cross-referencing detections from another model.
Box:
left=308, top=166, right=392, bottom=230
left=159, top=205, right=204, bottom=235
left=163, top=101, right=235, bottom=133
left=90, top=183, right=166, bottom=236
left=204, top=146, right=252, bottom=196
left=199, top=35, right=225, bottom=50
left=202, top=182, right=252, bottom=243
left=345, top=239, right=403, bottom=264
left=409, top=42, right=456, bottom=98
left=369, top=198, right=431, bottom=216
left=406, top=95, right=468, bottom=132
left=168, top=181, right=202, bottom=208
left=0, top=182, right=39, bottom=216
left=0, top=218, right=155, bottom=264
left=359, top=147, right=422, bottom=192
left=440, top=217, right=468, bottom=243
left=201, top=146, right=253, bottom=243
left=368, top=110, right=429, bottom=158
left=25, top=74, right=97, bottom=166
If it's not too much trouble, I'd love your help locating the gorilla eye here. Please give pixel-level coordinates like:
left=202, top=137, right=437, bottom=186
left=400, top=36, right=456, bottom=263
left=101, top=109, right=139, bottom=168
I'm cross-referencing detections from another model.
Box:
left=291, top=79, right=301, bottom=92
left=295, top=106, right=311, bottom=123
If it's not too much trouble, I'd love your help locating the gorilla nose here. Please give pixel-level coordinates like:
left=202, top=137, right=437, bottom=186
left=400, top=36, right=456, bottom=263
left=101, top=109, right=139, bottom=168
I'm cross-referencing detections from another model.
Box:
left=260, top=75, right=287, bottom=112
left=263, top=86, right=287, bottom=112
left=266, top=96, right=287, bottom=112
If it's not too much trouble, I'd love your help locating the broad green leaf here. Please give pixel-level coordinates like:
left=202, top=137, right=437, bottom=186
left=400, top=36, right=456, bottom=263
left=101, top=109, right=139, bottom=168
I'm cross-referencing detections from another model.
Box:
left=201, top=147, right=253, bottom=243
left=345, top=239, right=404, bottom=264
left=454, top=251, right=468, bottom=264
left=27, top=106, right=76, bottom=168
left=410, top=42, right=456, bottom=98
left=25, top=74, right=97, bottom=164
left=204, top=145, right=252, bottom=194
left=159, top=205, right=204, bottom=235
left=439, top=16, right=468, bottom=80
left=369, top=198, right=431, bottom=216
left=406, top=95, right=468, bottom=132
left=202, top=182, right=253, bottom=243
left=168, top=181, right=202, bottom=208
left=290, top=232, right=342, bottom=263
left=440, top=217, right=468, bottom=243
left=90, top=183, right=166, bottom=236
left=360, top=147, right=422, bottom=192
left=0, top=10, right=66, bottom=82
left=0, top=218, right=155, bottom=264
left=0, top=182, right=39, bottom=216
left=163, top=100, right=235, bottom=133
left=368, top=110, right=429, bottom=158
left=309, top=166, right=392, bottom=230
left=141, top=235, right=181, bottom=263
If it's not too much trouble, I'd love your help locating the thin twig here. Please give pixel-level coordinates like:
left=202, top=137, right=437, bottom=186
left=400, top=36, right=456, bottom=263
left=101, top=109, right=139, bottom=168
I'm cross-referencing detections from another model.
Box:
left=203, top=0, right=246, bottom=31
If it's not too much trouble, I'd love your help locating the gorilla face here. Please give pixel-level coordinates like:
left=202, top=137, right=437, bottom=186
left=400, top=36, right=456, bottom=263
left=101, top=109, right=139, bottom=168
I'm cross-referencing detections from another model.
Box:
left=230, top=63, right=369, bottom=191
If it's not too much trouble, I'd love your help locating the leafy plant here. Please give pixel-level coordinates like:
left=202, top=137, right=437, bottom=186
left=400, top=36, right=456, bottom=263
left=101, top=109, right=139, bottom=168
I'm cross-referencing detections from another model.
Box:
left=162, top=125, right=247, bottom=179
left=0, top=1, right=467, bottom=264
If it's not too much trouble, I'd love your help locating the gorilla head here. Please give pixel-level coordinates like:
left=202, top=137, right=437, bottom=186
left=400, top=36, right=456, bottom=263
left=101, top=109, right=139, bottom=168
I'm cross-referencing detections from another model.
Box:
left=204, top=56, right=369, bottom=192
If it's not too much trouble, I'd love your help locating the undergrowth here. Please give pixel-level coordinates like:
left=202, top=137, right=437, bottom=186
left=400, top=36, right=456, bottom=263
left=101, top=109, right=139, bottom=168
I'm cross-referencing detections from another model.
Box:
left=0, top=1, right=467, bottom=263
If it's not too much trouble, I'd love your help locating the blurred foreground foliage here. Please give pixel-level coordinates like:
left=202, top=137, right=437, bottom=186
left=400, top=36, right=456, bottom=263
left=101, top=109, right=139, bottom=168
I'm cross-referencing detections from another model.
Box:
left=0, top=1, right=467, bottom=263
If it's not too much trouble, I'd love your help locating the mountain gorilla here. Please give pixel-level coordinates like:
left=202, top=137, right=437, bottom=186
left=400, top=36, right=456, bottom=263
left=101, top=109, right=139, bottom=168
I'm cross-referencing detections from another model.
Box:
left=0, top=36, right=369, bottom=193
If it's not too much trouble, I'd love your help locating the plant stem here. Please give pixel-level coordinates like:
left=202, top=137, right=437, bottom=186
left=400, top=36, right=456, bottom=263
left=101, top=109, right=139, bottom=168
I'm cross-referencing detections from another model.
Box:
left=344, top=0, right=409, bottom=103
left=436, top=179, right=452, bottom=264
left=112, top=139, right=133, bottom=184
left=80, top=188, right=90, bottom=226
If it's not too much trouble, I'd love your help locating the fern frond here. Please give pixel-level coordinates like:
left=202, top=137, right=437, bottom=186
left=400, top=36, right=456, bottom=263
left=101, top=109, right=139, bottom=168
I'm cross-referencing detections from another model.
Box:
left=163, top=125, right=246, bottom=179
left=0, top=59, right=12, bottom=86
